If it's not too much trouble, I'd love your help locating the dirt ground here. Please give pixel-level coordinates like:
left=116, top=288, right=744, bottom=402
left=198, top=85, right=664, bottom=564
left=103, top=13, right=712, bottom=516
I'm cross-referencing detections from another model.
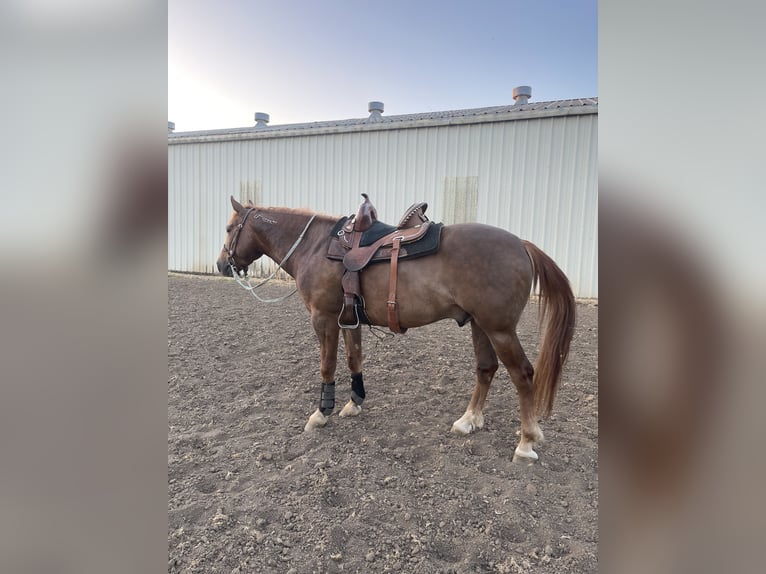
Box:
left=168, top=274, right=598, bottom=573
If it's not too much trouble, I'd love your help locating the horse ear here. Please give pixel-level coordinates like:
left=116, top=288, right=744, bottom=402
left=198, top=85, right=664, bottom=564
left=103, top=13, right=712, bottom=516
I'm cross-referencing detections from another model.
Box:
left=230, top=196, right=244, bottom=214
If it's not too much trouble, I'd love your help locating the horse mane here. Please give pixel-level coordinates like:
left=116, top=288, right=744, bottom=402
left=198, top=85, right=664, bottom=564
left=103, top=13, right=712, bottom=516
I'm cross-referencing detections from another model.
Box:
left=252, top=204, right=339, bottom=223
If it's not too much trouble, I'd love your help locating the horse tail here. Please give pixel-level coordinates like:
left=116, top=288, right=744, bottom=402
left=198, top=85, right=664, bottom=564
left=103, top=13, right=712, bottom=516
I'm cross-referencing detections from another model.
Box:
left=522, top=240, right=576, bottom=418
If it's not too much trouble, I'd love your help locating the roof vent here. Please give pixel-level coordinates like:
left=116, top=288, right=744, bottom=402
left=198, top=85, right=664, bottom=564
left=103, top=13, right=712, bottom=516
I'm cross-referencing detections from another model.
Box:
left=254, top=112, right=270, bottom=128
left=512, top=86, right=532, bottom=105
left=368, top=101, right=384, bottom=122
left=167, top=121, right=175, bottom=133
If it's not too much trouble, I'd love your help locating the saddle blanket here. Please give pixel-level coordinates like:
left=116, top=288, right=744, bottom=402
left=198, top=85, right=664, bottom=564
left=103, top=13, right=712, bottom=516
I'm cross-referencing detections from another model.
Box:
left=327, top=217, right=443, bottom=263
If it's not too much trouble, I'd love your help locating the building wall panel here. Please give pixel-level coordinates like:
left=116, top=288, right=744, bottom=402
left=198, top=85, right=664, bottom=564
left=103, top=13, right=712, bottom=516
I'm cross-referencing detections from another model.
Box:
left=169, top=113, right=598, bottom=297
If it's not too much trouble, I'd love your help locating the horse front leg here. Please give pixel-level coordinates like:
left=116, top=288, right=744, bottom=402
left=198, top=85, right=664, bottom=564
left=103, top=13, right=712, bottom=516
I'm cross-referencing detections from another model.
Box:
left=339, top=327, right=364, bottom=418
left=304, top=313, right=341, bottom=432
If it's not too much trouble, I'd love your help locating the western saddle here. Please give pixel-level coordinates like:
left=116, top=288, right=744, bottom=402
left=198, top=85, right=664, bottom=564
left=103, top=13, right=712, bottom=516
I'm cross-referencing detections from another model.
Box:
left=327, top=194, right=435, bottom=333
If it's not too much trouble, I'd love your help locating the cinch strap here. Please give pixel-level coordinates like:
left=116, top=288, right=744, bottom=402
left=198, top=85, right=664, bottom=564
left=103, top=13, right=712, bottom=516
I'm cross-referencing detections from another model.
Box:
left=387, top=236, right=404, bottom=333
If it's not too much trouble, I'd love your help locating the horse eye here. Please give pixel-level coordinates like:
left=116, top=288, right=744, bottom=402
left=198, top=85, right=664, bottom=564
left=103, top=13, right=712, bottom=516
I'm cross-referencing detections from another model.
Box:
left=226, top=226, right=232, bottom=233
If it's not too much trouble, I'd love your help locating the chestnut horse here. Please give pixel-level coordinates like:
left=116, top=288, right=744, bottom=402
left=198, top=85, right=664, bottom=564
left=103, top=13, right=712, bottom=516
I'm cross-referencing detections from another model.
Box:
left=216, top=196, right=575, bottom=462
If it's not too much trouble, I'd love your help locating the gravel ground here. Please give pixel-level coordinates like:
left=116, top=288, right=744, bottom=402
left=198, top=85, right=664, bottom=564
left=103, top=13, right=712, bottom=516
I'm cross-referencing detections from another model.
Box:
left=168, top=274, right=598, bottom=573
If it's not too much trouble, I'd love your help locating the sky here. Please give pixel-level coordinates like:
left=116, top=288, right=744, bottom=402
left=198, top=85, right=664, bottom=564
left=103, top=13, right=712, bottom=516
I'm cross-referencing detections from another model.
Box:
left=168, top=0, right=597, bottom=132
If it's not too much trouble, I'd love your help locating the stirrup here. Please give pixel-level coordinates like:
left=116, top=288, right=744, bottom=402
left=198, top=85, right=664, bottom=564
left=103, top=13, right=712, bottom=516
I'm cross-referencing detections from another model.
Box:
left=338, top=300, right=360, bottom=329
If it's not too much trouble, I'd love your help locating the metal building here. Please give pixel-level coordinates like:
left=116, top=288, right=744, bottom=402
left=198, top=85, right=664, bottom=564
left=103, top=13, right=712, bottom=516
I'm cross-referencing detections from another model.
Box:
left=168, top=91, right=597, bottom=297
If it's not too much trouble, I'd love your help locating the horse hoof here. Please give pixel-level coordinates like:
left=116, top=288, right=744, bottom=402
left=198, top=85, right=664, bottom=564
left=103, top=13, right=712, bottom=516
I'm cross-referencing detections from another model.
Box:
left=512, top=445, right=539, bottom=464
left=339, top=400, right=362, bottom=418
left=304, top=409, right=328, bottom=432
left=452, top=412, right=483, bottom=435
left=451, top=418, right=474, bottom=435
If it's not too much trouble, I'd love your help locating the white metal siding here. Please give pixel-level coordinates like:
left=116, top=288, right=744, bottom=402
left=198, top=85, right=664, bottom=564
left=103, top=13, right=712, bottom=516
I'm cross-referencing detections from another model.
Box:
left=169, top=113, right=597, bottom=297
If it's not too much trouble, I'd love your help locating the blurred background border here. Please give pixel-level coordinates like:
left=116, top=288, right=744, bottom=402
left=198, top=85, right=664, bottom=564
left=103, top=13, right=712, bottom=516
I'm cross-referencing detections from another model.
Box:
left=1, top=1, right=764, bottom=572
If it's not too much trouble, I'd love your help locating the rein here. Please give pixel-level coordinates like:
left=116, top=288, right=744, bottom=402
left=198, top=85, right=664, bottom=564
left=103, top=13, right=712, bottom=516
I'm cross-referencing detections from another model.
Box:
left=230, top=213, right=317, bottom=303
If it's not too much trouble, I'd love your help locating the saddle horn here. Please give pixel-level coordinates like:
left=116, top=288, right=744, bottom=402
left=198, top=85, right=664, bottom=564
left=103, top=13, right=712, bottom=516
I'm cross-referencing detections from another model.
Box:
left=354, top=194, right=378, bottom=232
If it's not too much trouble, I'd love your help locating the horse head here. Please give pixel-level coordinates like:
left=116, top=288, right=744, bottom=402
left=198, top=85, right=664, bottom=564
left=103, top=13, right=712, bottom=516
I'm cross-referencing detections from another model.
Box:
left=216, top=196, right=265, bottom=276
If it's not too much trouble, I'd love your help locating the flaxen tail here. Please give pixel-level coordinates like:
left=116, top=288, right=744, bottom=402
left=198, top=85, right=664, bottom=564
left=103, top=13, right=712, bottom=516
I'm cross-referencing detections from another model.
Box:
left=523, top=241, right=576, bottom=418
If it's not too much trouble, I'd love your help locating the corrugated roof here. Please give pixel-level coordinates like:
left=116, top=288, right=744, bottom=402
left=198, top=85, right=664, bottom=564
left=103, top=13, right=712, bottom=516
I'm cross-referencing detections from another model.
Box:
left=168, top=97, right=597, bottom=141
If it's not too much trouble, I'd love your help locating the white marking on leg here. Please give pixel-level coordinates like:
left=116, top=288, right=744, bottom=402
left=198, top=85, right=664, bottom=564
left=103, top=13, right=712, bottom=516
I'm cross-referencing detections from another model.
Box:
left=339, top=399, right=362, bottom=418
left=513, top=424, right=543, bottom=463
left=451, top=410, right=483, bottom=435
left=304, top=409, right=328, bottom=432
left=513, top=443, right=539, bottom=462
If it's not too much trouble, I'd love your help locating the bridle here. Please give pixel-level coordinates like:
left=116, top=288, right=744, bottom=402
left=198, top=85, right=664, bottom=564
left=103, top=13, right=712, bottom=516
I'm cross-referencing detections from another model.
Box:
left=223, top=208, right=317, bottom=303
left=224, top=207, right=256, bottom=275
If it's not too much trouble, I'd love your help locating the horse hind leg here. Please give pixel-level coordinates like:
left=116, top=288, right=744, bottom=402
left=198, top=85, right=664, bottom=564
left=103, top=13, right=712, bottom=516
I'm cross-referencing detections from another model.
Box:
left=339, top=327, right=365, bottom=418
left=490, top=331, right=544, bottom=462
left=452, top=321, right=499, bottom=435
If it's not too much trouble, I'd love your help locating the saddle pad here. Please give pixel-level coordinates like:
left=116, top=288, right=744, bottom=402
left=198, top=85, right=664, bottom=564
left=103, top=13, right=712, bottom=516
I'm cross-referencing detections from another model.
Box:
left=327, top=219, right=444, bottom=262
left=330, top=217, right=398, bottom=247
left=329, top=216, right=349, bottom=237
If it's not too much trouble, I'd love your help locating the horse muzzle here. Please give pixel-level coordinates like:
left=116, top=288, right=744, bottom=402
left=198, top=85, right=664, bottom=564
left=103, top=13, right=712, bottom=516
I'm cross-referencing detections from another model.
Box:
left=216, top=256, right=234, bottom=277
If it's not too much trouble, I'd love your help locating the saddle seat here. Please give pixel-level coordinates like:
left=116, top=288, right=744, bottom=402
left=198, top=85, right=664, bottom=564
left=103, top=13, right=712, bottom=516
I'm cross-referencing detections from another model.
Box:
left=340, top=219, right=431, bottom=272
left=327, top=194, right=441, bottom=333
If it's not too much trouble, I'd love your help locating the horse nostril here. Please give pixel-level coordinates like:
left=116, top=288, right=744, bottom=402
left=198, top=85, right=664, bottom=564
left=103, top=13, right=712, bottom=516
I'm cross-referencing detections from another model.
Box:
left=216, top=259, right=232, bottom=276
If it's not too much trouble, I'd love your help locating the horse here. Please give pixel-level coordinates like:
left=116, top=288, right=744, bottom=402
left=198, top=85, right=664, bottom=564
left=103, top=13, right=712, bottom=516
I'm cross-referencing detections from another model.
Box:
left=216, top=195, right=575, bottom=462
